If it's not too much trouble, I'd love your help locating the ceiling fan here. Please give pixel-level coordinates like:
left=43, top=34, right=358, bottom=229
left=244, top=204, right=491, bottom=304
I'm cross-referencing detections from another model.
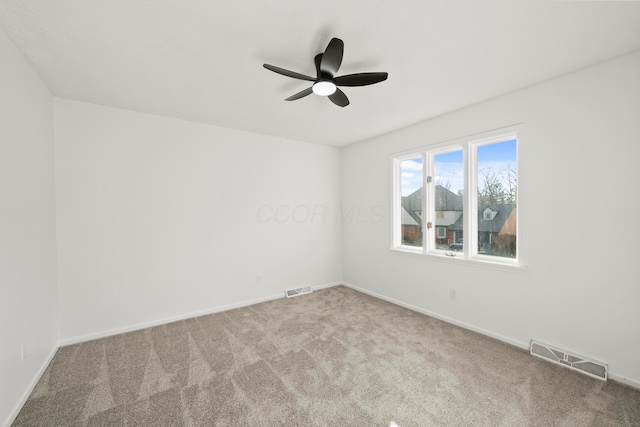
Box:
left=263, top=38, right=388, bottom=107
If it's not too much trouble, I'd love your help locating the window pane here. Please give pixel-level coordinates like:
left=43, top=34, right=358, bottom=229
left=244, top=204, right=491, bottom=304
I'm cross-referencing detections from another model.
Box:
left=477, top=139, right=517, bottom=258
left=400, top=157, right=423, bottom=247
left=434, top=150, right=463, bottom=251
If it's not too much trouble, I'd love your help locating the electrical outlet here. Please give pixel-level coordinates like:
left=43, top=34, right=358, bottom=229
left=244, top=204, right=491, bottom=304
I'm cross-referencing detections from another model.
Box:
left=21, top=345, right=27, bottom=362
left=449, top=289, right=457, bottom=302
left=256, top=275, right=262, bottom=285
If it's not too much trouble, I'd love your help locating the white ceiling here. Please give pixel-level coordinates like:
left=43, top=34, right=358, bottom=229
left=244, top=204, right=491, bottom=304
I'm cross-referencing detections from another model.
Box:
left=1, top=1, right=639, bottom=147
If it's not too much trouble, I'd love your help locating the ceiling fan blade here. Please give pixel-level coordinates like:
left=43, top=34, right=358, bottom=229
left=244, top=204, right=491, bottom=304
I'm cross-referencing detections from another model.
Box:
left=320, top=38, right=344, bottom=77
left=314, top=54, right=323, bottom=79
left=285, top=87, right=313, bottom=101
left=263, top=64, right=315, bottom=82
left=328, top=88, right=350, bottom=107
left=334, top=72, right=389, bottom=87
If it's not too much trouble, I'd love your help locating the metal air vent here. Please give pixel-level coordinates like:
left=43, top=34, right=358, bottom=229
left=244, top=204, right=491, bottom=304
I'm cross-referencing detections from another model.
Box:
left=530, top=340, right=607, bottom=381
left=285, top=286, right=312, bottom=298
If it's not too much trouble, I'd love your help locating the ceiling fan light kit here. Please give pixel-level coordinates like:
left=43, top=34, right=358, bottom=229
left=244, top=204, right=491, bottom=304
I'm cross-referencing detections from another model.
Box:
left=312, top=81, right=337, bottom=96
left=263, top=37, right=388, bottom=107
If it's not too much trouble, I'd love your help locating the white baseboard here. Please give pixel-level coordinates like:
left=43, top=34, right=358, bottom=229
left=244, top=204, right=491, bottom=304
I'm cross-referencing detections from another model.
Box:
left=608, top=373, right=640, bottom=391
left=4, top=345, right=58, bottom=427
left=342, top=281, right=528, bottom=351
left=342, top=282, right=640, bottom=391
left=58, top=292, right=284, bottom=346
left=58, top=282, right=342, bottom=347
left=312, top=282, right=342, bottom=291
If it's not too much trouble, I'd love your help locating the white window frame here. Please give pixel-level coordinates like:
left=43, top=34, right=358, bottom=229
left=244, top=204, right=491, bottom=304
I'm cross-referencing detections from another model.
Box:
left=392, top=152, right=426, bottom=253
left=390, top=124, right=527, bottom=271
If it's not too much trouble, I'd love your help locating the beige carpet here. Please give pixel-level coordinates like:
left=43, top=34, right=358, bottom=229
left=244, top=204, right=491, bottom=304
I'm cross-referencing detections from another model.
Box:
left=13, top=285, right=640, bottom=426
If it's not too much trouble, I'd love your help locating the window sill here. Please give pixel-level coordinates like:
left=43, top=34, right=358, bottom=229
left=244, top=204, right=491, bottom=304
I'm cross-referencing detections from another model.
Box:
left=389, top=247, right=528, bottom=273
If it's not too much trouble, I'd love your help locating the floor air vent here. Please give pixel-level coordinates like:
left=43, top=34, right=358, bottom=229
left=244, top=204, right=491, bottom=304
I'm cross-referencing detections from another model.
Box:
left=285, top=286, right=312, bottom=298
left=530, top=340, right=607, bottom=381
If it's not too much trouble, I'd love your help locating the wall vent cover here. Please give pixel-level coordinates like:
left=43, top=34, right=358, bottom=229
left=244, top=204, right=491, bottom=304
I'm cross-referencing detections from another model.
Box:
left=530, top=340, right=607, bottom=381
left=285, top=286, right=312, bottom=298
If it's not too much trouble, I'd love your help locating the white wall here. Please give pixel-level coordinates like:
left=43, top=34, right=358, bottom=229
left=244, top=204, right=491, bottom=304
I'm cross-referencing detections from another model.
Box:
left=2, top=28, right=637, bottom=427
left=342, top=51, right=640, bottom=385
left=0, top=28, right=58, bottom=425
left=54, top=99, right=342, bottom=342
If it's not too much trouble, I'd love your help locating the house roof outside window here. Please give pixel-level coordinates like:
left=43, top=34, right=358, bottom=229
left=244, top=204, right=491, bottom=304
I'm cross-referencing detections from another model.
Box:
left=448, top=204, right=516, bottom=233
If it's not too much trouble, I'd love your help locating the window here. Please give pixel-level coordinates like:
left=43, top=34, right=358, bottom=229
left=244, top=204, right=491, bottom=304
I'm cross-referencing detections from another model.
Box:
left=399, top=156, right=423, bottom=247
left=391, top=125, right=525, bottom=268
left=483, top=208, right=495, bottom=220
